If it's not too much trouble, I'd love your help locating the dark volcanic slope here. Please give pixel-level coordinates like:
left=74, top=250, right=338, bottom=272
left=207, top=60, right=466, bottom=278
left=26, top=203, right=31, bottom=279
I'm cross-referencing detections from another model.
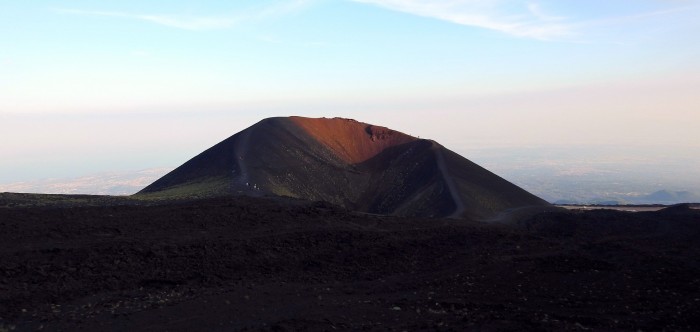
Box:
left=1, top=198, right=699, bottom=331
left=138, top=116, right=548, bottom=219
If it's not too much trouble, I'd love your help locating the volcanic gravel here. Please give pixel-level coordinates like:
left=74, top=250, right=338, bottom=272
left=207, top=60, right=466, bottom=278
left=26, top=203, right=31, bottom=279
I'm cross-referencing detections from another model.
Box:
left=1, top=196, right=699, bottom=331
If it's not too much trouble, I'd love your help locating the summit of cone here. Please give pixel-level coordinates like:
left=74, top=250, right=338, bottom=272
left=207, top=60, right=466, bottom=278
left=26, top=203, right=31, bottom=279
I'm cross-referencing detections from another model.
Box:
left=138, top=116, right=549, bottom=219
left=289, top=117, right=416, bottom=164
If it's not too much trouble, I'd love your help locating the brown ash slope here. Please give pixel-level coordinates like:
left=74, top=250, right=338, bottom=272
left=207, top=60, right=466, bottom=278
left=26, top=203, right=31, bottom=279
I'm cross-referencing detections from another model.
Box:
left=138, top=116, right=548, bottom=219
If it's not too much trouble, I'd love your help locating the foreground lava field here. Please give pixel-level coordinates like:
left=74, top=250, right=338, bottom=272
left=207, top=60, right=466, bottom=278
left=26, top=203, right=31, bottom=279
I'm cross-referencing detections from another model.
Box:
left=1, top=194, right=699, bottom=331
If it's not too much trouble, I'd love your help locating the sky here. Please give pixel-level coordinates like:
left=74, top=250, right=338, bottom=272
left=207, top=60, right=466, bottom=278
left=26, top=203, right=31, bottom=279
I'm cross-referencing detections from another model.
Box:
left=1, top=0, right=699, bottom=198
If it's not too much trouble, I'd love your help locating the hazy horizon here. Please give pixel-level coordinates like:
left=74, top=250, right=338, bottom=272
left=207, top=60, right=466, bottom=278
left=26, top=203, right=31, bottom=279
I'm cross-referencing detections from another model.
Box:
left=2, top=1, right=699, bottom=203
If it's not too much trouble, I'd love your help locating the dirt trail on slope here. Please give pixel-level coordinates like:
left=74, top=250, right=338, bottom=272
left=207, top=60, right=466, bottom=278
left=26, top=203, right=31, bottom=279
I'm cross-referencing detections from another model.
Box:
left=231, top=129, right=252, bottom=191
left=434, top=146, right=465, bottom=218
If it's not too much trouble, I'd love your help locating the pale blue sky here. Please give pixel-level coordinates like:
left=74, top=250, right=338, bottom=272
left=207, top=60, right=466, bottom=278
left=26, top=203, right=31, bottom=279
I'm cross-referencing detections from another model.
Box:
left=1, top=0, right=699, bottom=187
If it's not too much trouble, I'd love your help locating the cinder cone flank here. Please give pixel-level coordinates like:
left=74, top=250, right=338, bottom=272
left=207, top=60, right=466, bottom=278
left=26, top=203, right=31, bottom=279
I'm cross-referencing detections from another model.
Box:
left=138, top=116, right=549, bottom=219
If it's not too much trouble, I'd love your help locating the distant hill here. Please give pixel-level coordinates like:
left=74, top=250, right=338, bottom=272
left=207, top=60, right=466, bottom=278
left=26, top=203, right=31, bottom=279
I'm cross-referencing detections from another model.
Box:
left=138, top=117, right=549, bottom=219
left=554, top=190, right=700, bottom=206
left=635, top=190, right=699, bottom=205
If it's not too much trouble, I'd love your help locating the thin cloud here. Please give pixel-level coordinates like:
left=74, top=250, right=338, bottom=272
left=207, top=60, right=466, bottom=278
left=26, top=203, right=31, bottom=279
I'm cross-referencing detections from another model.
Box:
left=350, top=0, right=573, bottom=40
left=54, top=0, right=314, bottom=31
left=567, top=4, right=700, bottom=45
left=577, top=5, right=699, bottom=28
left=526, top=3, right=566, bottom=22
left=350, top=0, right=698, bottom=41
left=55, top=9, right=238, bottom=30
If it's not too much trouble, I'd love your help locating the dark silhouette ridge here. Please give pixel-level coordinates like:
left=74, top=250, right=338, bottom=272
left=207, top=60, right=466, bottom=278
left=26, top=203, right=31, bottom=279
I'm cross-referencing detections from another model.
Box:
left=138, top=116, right=550, bottom=219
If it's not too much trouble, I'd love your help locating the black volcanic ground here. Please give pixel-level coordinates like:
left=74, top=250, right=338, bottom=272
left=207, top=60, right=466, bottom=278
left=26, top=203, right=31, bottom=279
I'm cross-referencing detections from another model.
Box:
left=138, top=117, right=549, bottom=220
left=1, top=193, right=699, bottom=331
